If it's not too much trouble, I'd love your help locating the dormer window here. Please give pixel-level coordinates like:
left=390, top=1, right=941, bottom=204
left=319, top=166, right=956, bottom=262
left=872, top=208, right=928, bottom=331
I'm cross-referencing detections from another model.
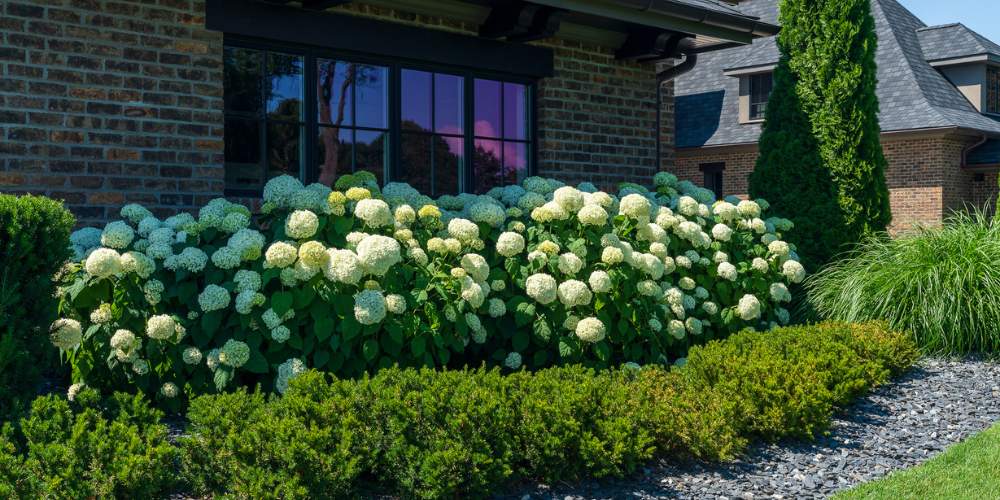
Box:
left=748, top=73, right=773, bottom=120
left=988, top=66, right=1000, bottom=114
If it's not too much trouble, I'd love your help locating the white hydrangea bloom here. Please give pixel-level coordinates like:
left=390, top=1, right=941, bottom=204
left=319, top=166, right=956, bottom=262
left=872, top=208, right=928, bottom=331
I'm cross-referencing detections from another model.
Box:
left=619, top=194, right=651, bottom=220
left=504, top=352, right=522, bottom=370
left=668, top=319, right=686, bottom=339
left=556, top=253, right=583, bottom=276
left=752, top=257, right=770, bottom=273
left=775, top=307, right=790, bottom=325
left=228, top=229, right=266, bottom=260
left=553, top=186, right=584, bottom=212
left=712, top=201, right=739, bottom=222
left=470, top=202, right=506, bottom=227
left=235, top=291, right=265, bottom=315
left=447, top=218, right=479, bottom=242
left=160, top=382, right=179, bottom=399
left=577, top=204, right=608, bottom=226
left=711, top=223, right=733, bottom=242
left=146, top=314, right=176, bottom=340
left=702, top=301, right=719, bottom=315
left=737, top=294, right=762, bottom=321
left=354, top=289, right=387, bottom=325
left=525, top=273, right=558, bottom=305
left=101, top=221, right=135, bottom=249
left=50, top=318, right=82, bottom=350
left=686, top=317, right=703, bottom=335
left=285, top=210, right=319, bottom=239
left=677, top=196, right=699, bottom=217
left=768, top=240, right=791, bottom=258
left=575, top=317, right=606, bottom=343
left=271, top=325, right=291, bottom=343
left=385, top=294, right=407, bottom=314
left=356, top=235, right=402, bottom=276
left=121, top=203, right=154, bottom=224
left=85, top=248, right=122, bottom=278
left=601, top=246, right=624, bottom=265
left=782, top=260, right=806, bottom=283
left=67, top=382, right=85, bottom=401
left=182, top=346, right=202, bottom=365
left=637, top=280, right=662, bottom=297
left=354, top=198, right=393, bottom=227
left=586, top=270, right=611, bottom=294
left=265, top=241, right=298, bottom=269
left=90, top=303, right=112, bottom=324
left=648, top=318, right=663, bottom=332
left=205, top=348, right=221, bottom=371
left=208, top=246, right=239, bottom=270
left=770, top=282, right=792, bottom=303
left=219, top=339, right=250, bottom=368
left=143, top=279, right=164, bottom=305
left=394, top=204, right=417, bottom=225
left=460, top=253, right=490, bottom=282
left=275, top=358, right=307, bottom=394
left=145, top=242, right=173, bottom=261
left=557, top=280, right=592, bottom=308
left=263, top=175, right=305, bottom=206
left=717, top=262, right=738, bottom=281
left=487, top=298, right=506, bottom=318
left=737, top=200, right=761, bottom=218
left=678, top=277, right=696, bottom=290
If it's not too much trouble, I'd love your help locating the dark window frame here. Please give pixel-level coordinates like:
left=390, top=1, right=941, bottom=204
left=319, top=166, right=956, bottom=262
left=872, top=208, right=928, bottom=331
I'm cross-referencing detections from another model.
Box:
left=700, top=162, right=725, bottom=197
left=988, top=65, right=1000, bottom=115
left=747, top=72, right=772, bottom=121
left=223, top=35, right=538, bottom=197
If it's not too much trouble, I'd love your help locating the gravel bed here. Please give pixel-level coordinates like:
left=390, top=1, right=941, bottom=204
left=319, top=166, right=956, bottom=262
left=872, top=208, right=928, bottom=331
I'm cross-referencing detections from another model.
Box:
left=509, top=358, right=1000, bottom=500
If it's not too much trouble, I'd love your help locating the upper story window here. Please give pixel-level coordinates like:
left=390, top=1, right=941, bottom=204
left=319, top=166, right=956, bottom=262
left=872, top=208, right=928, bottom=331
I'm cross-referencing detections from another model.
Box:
left=747, top=73, right=772, bottom=121
left=988, top=66, right=1000, bottom=115
left=223, top=40, right=535, bottom=197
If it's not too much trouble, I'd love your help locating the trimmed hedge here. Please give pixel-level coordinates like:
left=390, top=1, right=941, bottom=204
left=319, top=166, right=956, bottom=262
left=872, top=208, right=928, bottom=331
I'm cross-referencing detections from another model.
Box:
left=180, top=321, right=917, bottom=498
left=0, top=389, right=178, bottom=499
left=0, top=194, right=75, bottom=417
left=0, top=322, right=916, bottom=498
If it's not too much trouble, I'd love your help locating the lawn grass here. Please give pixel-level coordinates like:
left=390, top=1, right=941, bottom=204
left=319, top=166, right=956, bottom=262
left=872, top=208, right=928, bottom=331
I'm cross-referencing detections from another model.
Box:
left=835, top=422, right=1000, bottom=499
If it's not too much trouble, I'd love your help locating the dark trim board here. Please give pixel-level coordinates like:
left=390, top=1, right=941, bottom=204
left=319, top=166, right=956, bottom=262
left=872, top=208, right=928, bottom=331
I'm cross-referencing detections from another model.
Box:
left=206, top=0, right=554, bottom=78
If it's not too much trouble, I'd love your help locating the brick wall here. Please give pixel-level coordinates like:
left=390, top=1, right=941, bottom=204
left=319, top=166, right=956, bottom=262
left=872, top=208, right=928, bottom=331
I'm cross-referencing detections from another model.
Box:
left=0, top=0, right=225, bottom=227
left=675, top=132, right=997, bottom=232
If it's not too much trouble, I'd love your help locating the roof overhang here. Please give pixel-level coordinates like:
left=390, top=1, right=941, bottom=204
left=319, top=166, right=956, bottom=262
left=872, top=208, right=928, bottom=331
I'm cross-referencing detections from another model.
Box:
left=928, top=53, right=1000, bottom=67
left=723, top=63, right=776, bottom=77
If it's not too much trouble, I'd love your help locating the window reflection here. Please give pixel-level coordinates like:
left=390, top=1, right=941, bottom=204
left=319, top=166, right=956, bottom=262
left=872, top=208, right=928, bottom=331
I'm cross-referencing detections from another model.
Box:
left=316, top=60, right=390, bottom=185
left=473, top=78, right=530, bottom=192
left=401, top=70, right=465, bottom=196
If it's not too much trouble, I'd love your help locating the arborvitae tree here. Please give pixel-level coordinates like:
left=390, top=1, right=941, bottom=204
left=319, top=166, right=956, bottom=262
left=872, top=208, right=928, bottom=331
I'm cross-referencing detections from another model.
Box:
left=751, top=0, right=891, bottom=270
left=749, top=56, right=845, bottom=272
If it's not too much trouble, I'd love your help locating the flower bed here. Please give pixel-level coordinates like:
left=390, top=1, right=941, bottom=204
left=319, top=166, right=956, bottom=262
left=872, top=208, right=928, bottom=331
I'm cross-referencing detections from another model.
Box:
left=54, top=171, right=806, bottom=402
left=0, top=322, right=917, bottom=498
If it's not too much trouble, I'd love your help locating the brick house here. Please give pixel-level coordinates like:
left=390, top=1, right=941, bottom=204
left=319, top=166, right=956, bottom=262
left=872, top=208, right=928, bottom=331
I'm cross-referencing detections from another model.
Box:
left=0, top=0, right=777, bottom=226
left=675, top=0, right=1000, bottom=232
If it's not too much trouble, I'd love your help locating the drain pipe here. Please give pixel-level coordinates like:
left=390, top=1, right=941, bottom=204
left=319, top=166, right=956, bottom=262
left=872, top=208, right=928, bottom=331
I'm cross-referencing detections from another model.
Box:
left=961, top=132, right=988, bottom=168
left=655, top=38, right=698, bottom=170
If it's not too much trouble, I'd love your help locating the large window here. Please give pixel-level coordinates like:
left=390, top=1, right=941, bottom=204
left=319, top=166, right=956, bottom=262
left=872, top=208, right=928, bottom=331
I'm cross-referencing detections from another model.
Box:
left=747, top=73, right=772, bottom=121
left=988, top=66, right=1000, bottom=115
left=223, top=40, right=535, bottom=196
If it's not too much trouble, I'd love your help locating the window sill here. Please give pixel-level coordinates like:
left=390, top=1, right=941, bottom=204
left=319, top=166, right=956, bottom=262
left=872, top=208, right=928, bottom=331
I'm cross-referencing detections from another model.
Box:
left=740, top=118, right=765, bottom=125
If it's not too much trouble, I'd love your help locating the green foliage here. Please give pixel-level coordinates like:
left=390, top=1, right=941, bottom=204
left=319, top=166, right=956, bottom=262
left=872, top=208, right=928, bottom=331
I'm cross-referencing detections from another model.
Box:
left=180, top=321, right=915, bottom=498
left=0, top=389, right=179, bottom=499
left=682, top=321, right=918, bottom=440
left=750, top=0, right=890, bottom=270
left=54, top=171, right=804, bottom=404
left=0, top=194, right=75, bottom=417
left=808, top=212, right=1000, bottom=354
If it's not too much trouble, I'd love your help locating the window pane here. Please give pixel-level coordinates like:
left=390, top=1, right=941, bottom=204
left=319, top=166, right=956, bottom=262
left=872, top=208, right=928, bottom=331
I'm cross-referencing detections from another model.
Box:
left=355, top=130, right=388, bottom=186
left=224, top=118, right=260, bottom=164
left=224, top=47, right=262, bottom=113
left=473, top=139, right=503, bottom=194
left=503, top=83, right=527, bottom=140
left=503, top=142, right=527, bottom=187
left=402, top=69, right=432, bottom=132
left=266, top=122, right=302, bottom=178
left=355, top=64, right=389, bottom=129
left=266, top=52, right=304, bottom=122
left=399, top=133, right=432, bottom=195
left=435, top=73, right=464, bottom=135
left=317, top=126, right=352, bottom=183
left=474, top=79, right=502, bottom=139
left=317, top=59, right=354, bottom=127
left=434, top=136, right=463, bottom=196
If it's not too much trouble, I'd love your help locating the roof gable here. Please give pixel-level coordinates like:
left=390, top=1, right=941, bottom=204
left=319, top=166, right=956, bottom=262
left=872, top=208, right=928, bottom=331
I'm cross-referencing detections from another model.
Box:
left=675, top=0, right=1000, bottom=149
left=917, top=23, right=1000, bottom=63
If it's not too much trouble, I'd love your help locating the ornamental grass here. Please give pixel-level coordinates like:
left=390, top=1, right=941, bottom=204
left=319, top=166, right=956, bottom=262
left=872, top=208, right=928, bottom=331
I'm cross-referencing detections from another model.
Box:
left=807, top=211, right=1000, bottom=354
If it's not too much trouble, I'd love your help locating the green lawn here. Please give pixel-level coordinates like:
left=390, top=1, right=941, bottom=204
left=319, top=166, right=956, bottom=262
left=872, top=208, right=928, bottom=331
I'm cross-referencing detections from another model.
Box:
left=835, top=422, right=1000, bottom=500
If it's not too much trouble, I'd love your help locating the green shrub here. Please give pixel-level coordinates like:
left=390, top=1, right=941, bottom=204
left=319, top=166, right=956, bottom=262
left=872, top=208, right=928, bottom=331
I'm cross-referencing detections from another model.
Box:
left=0, top=389, right=178, bottom=499
left=750, top=0, right=890, bottom=271
left=807, top=213, right=1000, bottom=354
left=54, top=171, right=806, bottom=403
left=0, top=194, right=75, bottom=417
left=180, top=321, right=916, bottom=498
left=682, top=322, right=918, bottom=440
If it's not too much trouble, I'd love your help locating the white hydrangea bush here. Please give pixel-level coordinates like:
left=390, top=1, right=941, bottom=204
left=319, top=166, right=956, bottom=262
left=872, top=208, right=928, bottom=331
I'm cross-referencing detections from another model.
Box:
left=55, top=169, right=804, bottom=402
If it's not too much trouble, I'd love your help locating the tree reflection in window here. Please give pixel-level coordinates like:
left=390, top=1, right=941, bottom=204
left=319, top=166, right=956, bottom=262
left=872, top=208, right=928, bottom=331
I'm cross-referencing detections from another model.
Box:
left=316, top=60, right=389, bottom=186
left=473, top=79, right=529, bottom=193
left=399, top=70, right=465, bottom=197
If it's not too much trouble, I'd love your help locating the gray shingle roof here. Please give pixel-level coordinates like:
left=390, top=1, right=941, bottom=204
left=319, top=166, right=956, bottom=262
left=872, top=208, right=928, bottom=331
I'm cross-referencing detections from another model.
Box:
left=670, top=0, right=745, bottom=16
left=675, top=0, right=1000, bottom=149
left=917, top=23, right=1000, bottom=62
